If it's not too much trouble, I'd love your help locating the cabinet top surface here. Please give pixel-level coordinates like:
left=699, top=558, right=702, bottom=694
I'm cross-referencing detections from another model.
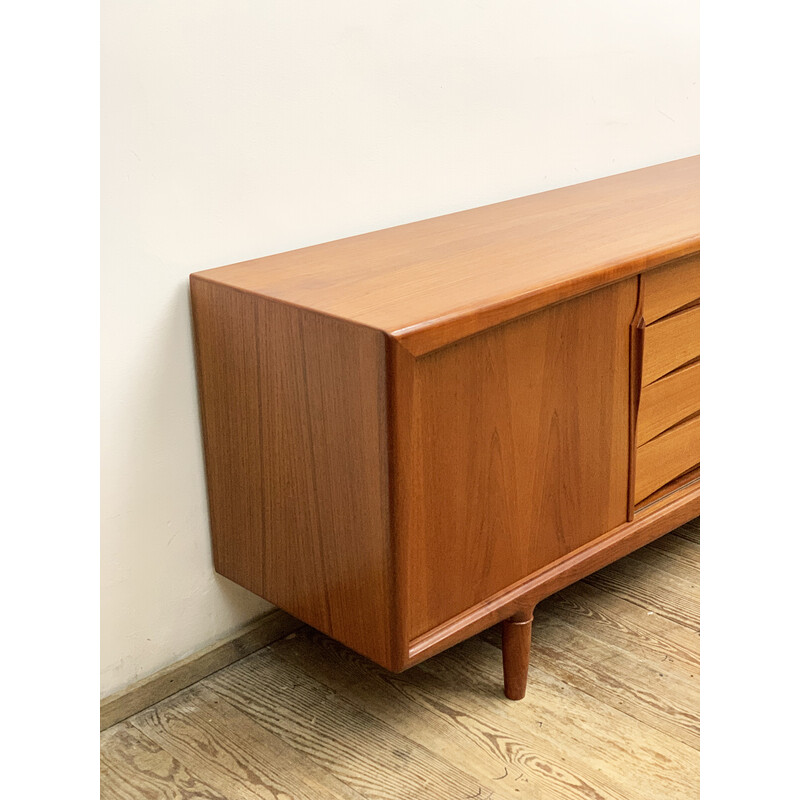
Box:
left=192, top=156, right=699, bottom=355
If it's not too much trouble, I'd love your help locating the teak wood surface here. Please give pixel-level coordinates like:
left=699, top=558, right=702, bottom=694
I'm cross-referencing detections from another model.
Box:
left=193, top=156, right=699, bottom=356
left=402, top=278, right=635, bottom=638
left=192, top=281, right=394, bottom=667
left=190, top=157, right=700, bottom=696
left=641, top=304, right=700, bottom=387
left=641, top=253, right=700, bottom=324
left=637, top=360, right=700, bottom=446
left=635, top=415, right=700, bottom=505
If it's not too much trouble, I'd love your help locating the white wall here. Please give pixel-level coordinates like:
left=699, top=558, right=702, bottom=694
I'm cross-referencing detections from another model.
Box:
left=101, top=0, right=698, bottom=697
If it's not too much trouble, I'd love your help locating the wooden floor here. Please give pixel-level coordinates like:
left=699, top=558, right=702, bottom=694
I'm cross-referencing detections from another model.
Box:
left=101, top=519, right=700, bottom=800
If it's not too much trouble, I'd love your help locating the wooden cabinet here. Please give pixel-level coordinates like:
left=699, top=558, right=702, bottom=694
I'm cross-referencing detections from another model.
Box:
left=632, top=254, right=700, bottom=511
left=191, top=156, right=700, bottom=700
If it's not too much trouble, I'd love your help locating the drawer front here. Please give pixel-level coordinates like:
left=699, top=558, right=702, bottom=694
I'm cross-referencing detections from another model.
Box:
left=641, top=304, right=699, bottom=386
left=635, top=414, right=700, bottom=504
left=642, top=254, right=700, bottom=324
left=637, top=360, right=700, bottom=446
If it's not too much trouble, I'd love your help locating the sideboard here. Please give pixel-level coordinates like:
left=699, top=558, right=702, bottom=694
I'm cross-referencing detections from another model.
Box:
left=190, top=156, right=700, bottom=700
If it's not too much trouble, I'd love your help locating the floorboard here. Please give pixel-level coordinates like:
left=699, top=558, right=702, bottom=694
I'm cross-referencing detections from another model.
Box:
left=101, top=518, right=701, bottom=800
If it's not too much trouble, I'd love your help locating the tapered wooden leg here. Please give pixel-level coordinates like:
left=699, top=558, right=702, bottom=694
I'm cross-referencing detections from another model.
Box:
left=502, top=609, right=534, bottom=700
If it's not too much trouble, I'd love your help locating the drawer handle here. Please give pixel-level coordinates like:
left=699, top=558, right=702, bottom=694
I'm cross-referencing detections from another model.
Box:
left=627, top=297, right=646, bottom=520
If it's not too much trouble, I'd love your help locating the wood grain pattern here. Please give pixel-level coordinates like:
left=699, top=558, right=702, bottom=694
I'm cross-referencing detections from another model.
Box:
left=190, top=158, right=700, bottom=696
left=130, top=684, right=363, bottom=800
left=191, top=280, right=395, bottom=668
left=480, top=537, right=701, bottom=745
left=407, top=484, right=699, bottom=666
left=642, top=530, right=700, bottom=575
left=255, top=299, right=394, bottom=667
left=100, top=609, right=302, bottom=731
left=635, top=415, right=700, bottom=503
left=634, top=467, right=700, bottom=516
left=405, top=278, right=637, bottom=638
left=637, top=360, right=700, bottom=445
left=502, top=612, right=534, bottom=700
left=208, top=649, right=490, bottom=800
left=275, top=626, right=693, bottom=800
left=423, top=638, right=699, bottom=793
left=641, top=304, right=700, bottom=386
left=550, top=581, right=699, bottom=679
left=626, top=538, right=700, bottom=584
left=193, top=157, right=699, bottom=355
left=583, top=555, right=699, bottom=632
left=675, top=517, right=701, bottom=545
left=271, top=632, right=539, bottom=799
left=101, top=523, right=700, bottom=800
left=642, top=253, right=700, bottom=324
left=482, top=615, right=699, bottom=748
left=190, top=280, right=266, bottom=596
left=100, top=722, right=229, bottom=800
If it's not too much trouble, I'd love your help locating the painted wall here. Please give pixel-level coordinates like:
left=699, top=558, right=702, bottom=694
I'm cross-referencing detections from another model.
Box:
left=101, top=0, right=699, bottom=696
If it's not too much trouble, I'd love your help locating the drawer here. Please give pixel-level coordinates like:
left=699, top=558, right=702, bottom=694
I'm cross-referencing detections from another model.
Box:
left=641, top=304, right=699, bottom=386
left=635, top=414, right=700, bottom=504
left=637, top=360, right=700, bottom=446
left=642, top=254, right=700, bottom=324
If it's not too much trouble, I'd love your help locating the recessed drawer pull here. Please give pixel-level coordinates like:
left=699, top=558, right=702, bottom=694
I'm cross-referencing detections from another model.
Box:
left=641, top=305, right=700, bottom=387
left=637, top=360, right=700, bottom=446
left=635, top=414, right=700, bottom=504
left=642, top=254, right=700, bottom=324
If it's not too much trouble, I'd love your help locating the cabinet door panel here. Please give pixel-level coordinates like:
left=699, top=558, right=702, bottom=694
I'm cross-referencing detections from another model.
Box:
left=404, top=278, right=637, bottom=638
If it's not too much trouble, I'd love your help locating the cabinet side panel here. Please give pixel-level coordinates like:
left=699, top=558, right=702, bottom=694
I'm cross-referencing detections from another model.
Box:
left=406, top=278, right=637, bottom=639
left=255, top=299, right=393, bottom=668
left=190, top=277, right=265, bottom=596
left=192, top=278, right=393, bottom=665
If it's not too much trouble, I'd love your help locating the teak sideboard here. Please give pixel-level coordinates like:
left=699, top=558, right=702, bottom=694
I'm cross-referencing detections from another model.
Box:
left=190, top=156, right=700, bottom=700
